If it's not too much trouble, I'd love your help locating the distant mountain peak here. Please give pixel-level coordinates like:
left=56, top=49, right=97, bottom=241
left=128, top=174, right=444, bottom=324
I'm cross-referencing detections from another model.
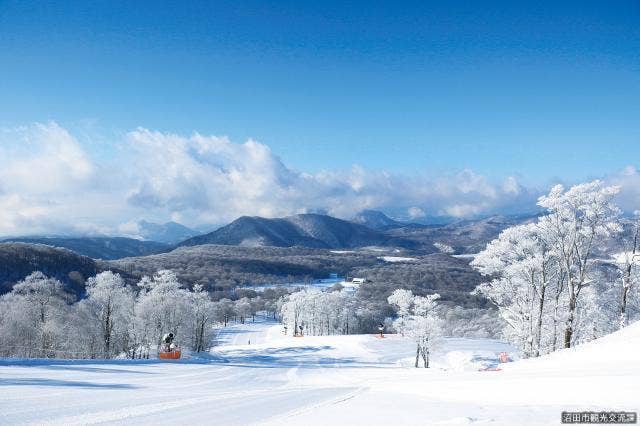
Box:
left=177, top=213, right=416, bottom=249
left=133, top=220, right=199, bottom=244
left=351, top=210, right=404, bottom=230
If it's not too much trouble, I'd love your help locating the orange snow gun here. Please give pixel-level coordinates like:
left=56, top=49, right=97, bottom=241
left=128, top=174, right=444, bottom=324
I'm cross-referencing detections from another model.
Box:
left=159, top=347, right=182, bottom=360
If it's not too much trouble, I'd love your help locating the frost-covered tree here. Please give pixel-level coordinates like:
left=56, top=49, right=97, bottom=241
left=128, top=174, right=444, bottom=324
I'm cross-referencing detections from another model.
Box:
left=281, top=291, right=307, bottom=336
left=263, top=298, right=279, bottom=320
left=473, top=180, right=622, bottom=355
left=388, top=289, right=442, bottom=368
left=235, top=297, right=252, bottom=324
left=472, top=223, right=556, bottom=357
left=613, top=213, right=640, bottom=328
left=187, top=284, right=216, bottom=352
left=410, top=294, right=443, bottom=368
left=387, top=289, right=414, bottom=335
left=433, top=242, right=455, bottom=254
left=279, top=288, right=371, bottom=336
left=249, top=296, right=264, bottom=321
left=215, top=298, right=236, bottom=326
left=0, top=272, right=73, bottom=358
left=81, top=271, right=135, bottom=358
left=0, top=269, right=225, bottom=359
left=134, top=270, right=191, bottom=354
left=439, top=305, right=503, bottom=338
left=405, top=315, right=442, bottom=368
left=573, top=276, right=618, bottom=345
left=537, top=180, right=621, bottom=348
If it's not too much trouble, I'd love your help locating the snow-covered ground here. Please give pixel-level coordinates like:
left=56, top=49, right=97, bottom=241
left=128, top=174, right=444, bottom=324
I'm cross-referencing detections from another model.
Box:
left=241, top=277, right=345, bottom=292
left=379, top=256, right=418, bottom=263
left=452, top=254, right=477, bottom=259
left=1, top=319, right=638, bottom=425
left=241, top=277, right=363, bottom=294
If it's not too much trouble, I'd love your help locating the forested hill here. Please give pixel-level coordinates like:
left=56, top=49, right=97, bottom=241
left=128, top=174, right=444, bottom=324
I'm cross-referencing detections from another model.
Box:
left=177, top=214, right=422, bottom=250
left=108, top=245, right=488, bottom=308
left=0, top=243, right=99, bottom=295
left=175, top=213, right=537, bottom=254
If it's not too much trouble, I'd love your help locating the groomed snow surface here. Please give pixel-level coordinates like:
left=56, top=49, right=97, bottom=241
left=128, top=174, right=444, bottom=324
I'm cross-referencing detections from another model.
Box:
left=1, top=319, right=639, bottom=425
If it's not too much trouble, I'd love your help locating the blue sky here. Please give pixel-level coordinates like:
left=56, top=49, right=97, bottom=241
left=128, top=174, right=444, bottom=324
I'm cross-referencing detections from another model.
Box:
left=2, top=0, right=639, bottom=180
left=0, top=1, right=639, bottom=235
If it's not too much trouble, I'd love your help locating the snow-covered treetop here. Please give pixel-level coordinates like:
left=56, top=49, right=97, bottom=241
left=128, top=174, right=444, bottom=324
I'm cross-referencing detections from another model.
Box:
left=433, top=242, right=455, bottom=254
left=413, top=294, right=441, bottom=316
left=537, top=180, right=621, bottom=237
left=387, top=289, right=414, bottom=317
left=138, top=269, right=183, bottom=293
left=12, top=271, right=70, bottom=301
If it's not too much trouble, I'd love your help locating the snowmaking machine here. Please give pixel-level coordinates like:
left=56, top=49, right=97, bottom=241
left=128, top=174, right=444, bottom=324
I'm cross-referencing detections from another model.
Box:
left=159, top=332, right=181, bottom=360
left=159, top=347, right=181, bottom=360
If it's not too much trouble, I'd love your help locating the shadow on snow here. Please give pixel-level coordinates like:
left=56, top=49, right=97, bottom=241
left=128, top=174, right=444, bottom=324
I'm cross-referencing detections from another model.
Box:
left=0, top=377, right=138, bottom=389
left=211, top=345, right=384, bottom=369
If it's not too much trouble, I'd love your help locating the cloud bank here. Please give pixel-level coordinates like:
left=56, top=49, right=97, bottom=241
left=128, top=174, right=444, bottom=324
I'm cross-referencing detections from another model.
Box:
left=0, top=122, right=637, bottom=237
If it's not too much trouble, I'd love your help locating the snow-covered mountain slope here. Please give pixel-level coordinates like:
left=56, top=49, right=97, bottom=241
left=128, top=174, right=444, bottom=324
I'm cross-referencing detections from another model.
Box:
left=176, top=214, right=420, bottom=249
left=134, top=220, right=200, bottom=244
left=505, top=319, right=640, bottom=374
left=0, top=320, right=638, bottom=425
left=351, top=210, right=407, bottom=230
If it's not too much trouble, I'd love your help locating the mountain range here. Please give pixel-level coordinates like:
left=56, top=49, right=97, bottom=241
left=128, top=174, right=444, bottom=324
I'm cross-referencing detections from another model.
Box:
left=0, top=211, right=534, bottom=259
left=178, top=213, right=421, bottom=250
left=0, top=211, right=535, bottom=303
left=176, top=211, right=534, bottom=254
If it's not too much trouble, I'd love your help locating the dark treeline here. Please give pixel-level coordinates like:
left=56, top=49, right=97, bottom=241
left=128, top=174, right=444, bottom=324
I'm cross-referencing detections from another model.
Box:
left=0, top=243, right=98, bottom=295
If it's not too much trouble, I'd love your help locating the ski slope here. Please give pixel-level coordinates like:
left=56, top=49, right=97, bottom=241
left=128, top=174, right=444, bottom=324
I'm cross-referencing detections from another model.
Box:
left=0, top=319, right=638, bottom=425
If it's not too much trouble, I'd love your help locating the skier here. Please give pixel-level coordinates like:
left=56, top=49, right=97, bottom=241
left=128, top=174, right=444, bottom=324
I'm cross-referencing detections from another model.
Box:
left=162, top=333, right=175, bottom=352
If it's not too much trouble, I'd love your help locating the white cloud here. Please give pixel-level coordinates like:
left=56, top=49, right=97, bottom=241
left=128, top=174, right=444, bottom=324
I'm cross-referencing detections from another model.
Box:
left=441, top=203, right=489, bottom=218
left=407, top=207, right=426, bottom=219
left=6, top=122, right=638, bottom=237
left=0, top=122, right=93, bottom=194
left=502, top=176, right=521, bottom=195
left=125, top=128, right=303, bottom=224
left=0, top=122, right=127, bottom=236
left=121, top=130, right=540, bottom=225
left=604, top=165, right=640, bottom=213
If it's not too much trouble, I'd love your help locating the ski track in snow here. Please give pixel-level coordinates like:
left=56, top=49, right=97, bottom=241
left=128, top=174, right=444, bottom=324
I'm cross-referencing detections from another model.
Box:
left=0, top=317, right=639, bottom=425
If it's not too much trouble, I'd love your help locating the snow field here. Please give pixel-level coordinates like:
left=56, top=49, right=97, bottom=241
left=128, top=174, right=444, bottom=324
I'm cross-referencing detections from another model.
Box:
left=0, top=318, right=638, bottom=425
